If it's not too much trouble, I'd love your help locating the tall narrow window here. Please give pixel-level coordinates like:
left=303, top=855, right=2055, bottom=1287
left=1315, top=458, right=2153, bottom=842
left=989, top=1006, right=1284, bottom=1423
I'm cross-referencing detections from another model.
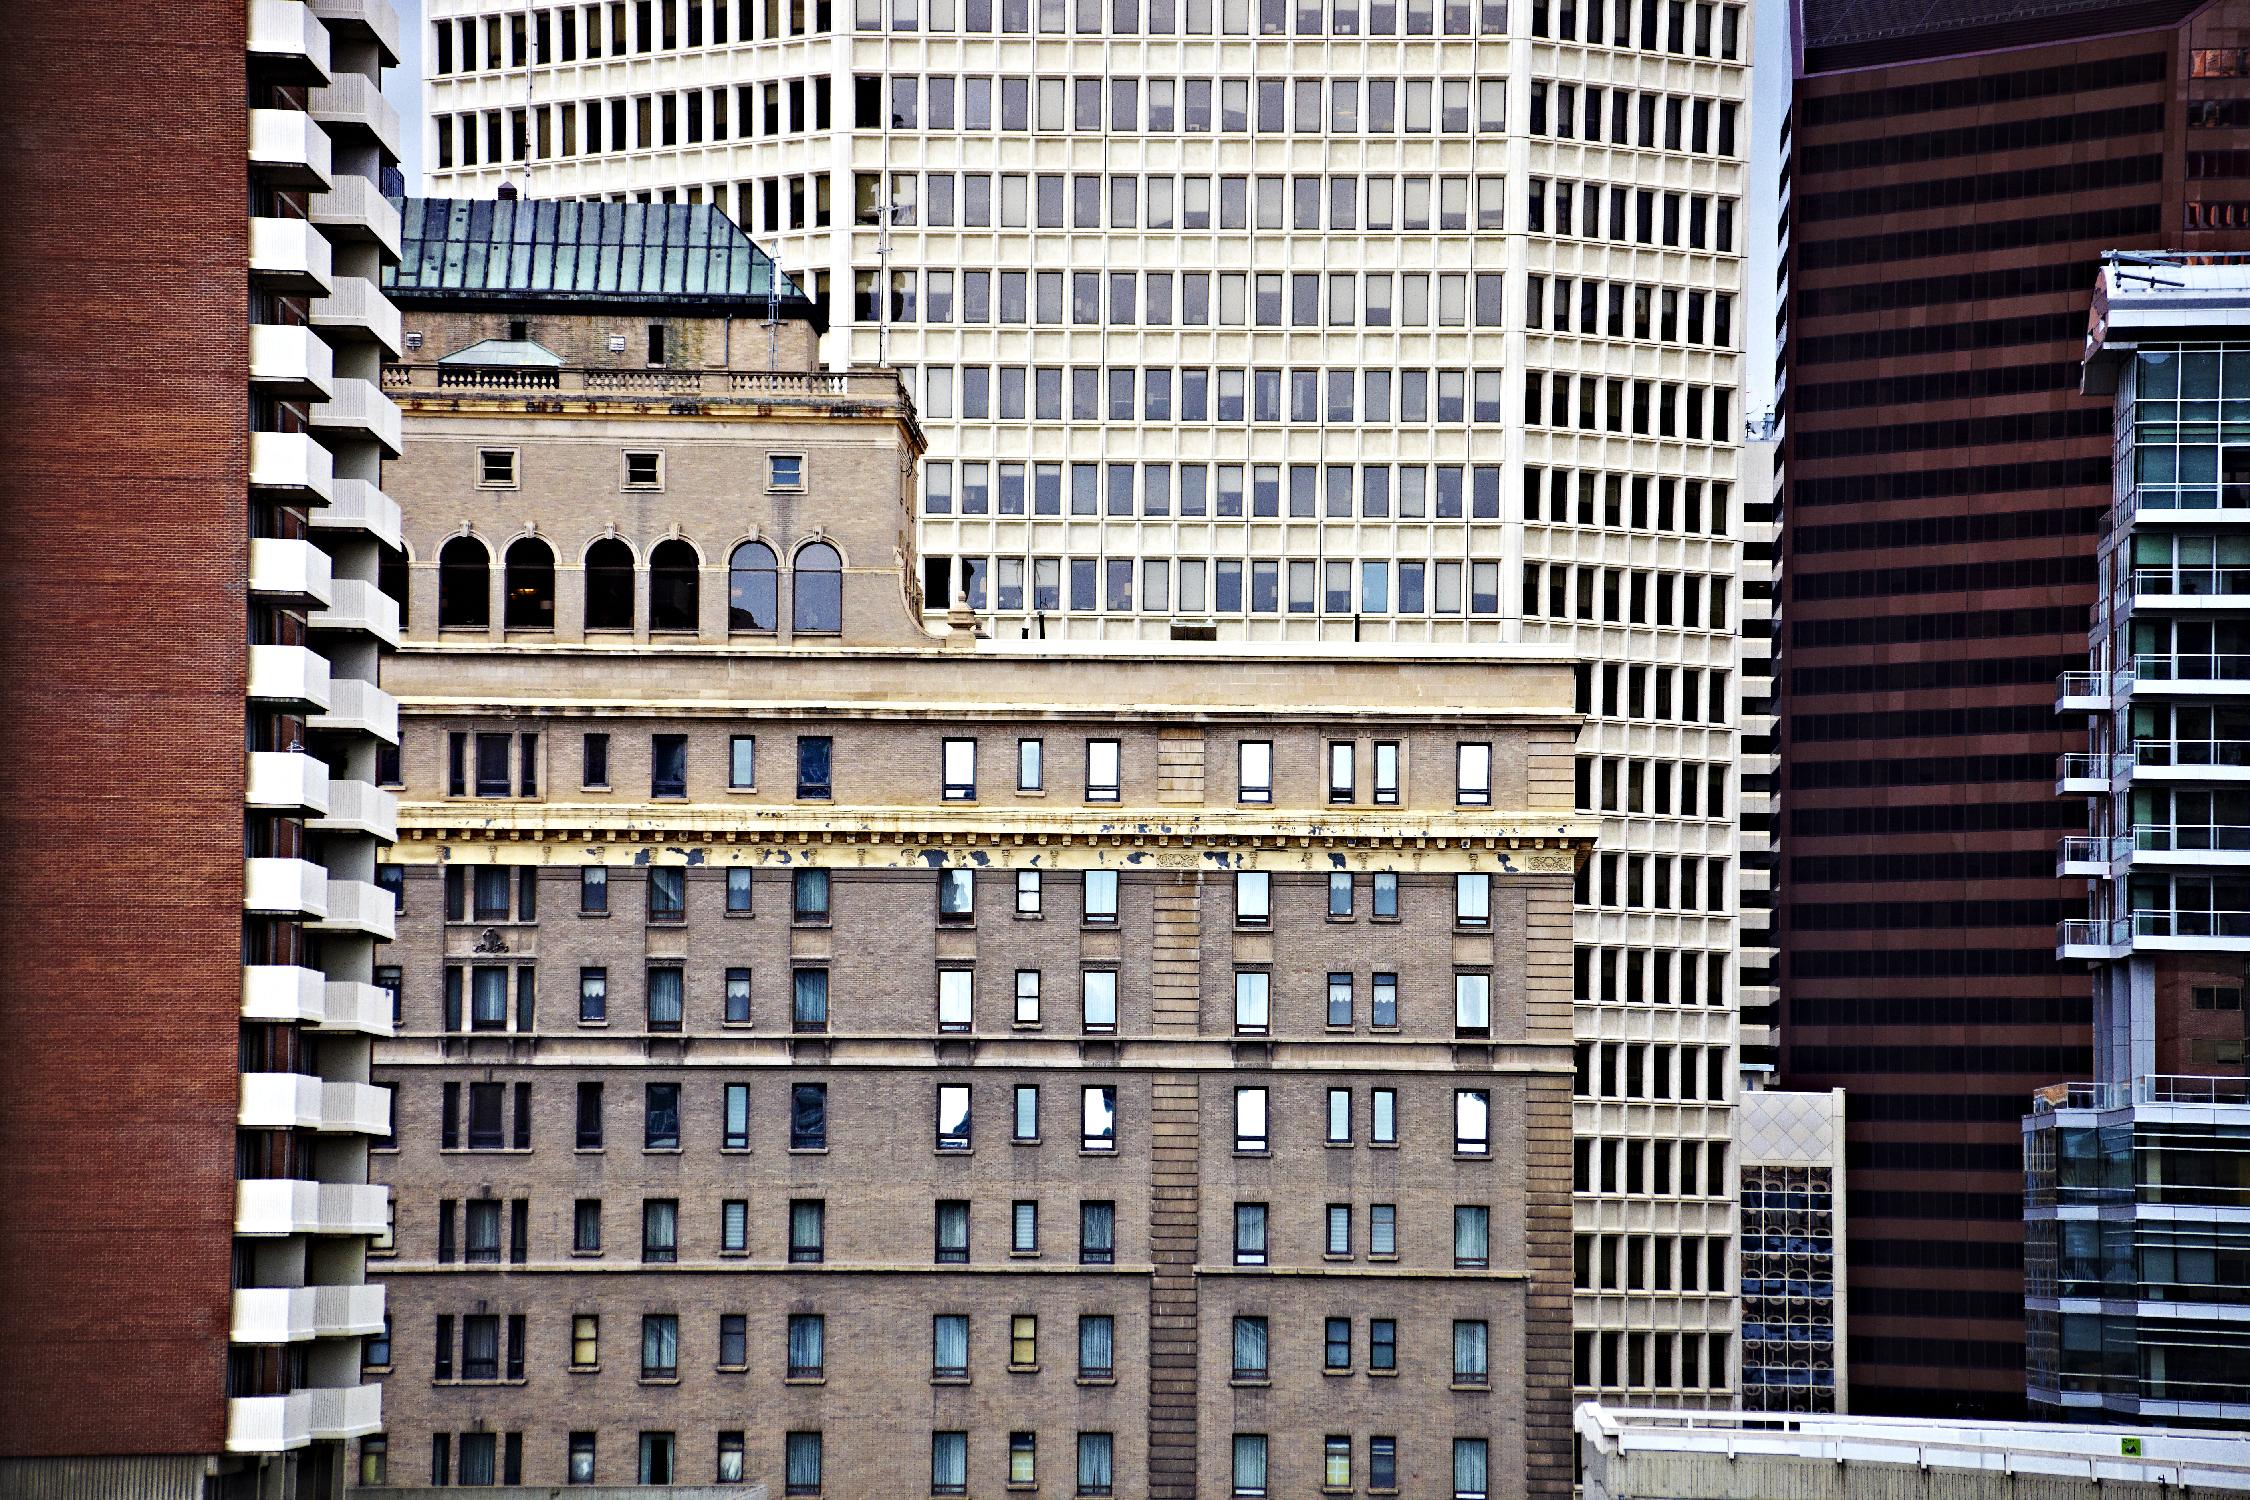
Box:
left=438, top=536, right=490, bottom=628
left=942, top=737, right=977, bottom=800
left=1327, top=741, right=1355, bottom=802
left=1238, top=740, right=1273, bottom=803
left=1235, top=1087, right=1269, bottom=1151
left=1234, top=970, right=1270, bottom=1035
left=794, top=542, right=843, bottom=632
left=728, top=541, right=778, bottom=631
left=1085, top=738, right=1121, bottom=801
left=1456, top=741, right=1492, bottom=804
left=647, top=539, right=700, bottom=631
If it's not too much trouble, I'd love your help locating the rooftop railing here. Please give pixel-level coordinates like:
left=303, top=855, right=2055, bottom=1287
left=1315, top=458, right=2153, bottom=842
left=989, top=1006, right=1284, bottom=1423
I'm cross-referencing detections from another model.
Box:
left=382, top=362, right=908, bottom=408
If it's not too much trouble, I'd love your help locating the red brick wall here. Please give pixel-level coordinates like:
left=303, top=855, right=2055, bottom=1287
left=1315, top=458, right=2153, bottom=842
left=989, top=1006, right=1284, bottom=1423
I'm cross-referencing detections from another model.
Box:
left=0, top=0, right=248, bottom=1457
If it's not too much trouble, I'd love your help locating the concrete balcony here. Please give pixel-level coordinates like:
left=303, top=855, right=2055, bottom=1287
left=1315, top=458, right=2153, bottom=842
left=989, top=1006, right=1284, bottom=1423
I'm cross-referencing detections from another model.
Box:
left=226, top=1381, right=381, bottom=1454
left=308, top=71, right=402, bottom=159
left=248, top=536, right=334, bottom=606
left=239, top=1073, right=391, bottom=1135
left=308, top=675, right=397, bottom=743
left=231, top=1282, right=385, bottom=1345
left=247, top=107, right=331, bottom=190
left=317, top=979, right=396, bottom=1036
left=245, top=750, right=331, bottom=816
left=243, top=964, right=328, bottom=1025
left=247, top=0, right=331, bottom=83
left=309, top=477, right=401, bottom=550
left=309, top=275, right=402, bottom=357
left=308, top=173, right=402, bottom=260
left=249, top=322, right=334, bottom=402
left=309, top=375, right=402, bottom=457
left=249, top=430, right=334, bottom=502
left=248, top=215, right=331, bottom=295
left=234, top=1178, right=388, bottom=1238
left=309, top=0, right=402, bottom=65
left=310, top=778, right=398, bottom=841
left=244, top=857, right=329, bottom=919
left=246, top=644, right=332, bottom=709
left=311, top=577, right=400, bottom=647
left=313, top=877, right=396, bottom=941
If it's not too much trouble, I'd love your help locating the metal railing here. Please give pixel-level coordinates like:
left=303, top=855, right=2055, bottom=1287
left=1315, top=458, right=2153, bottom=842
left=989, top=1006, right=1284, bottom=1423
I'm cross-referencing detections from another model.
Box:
left=2133, top=566, right=2250, bottom=597
left=2133, top=651, right=2250, bottom=683
left=2134, top=736, right=2250, bottom=768
left=2124, top=484, right=2250, bottom=518
left=2127, top=822, right=2250, bottom=852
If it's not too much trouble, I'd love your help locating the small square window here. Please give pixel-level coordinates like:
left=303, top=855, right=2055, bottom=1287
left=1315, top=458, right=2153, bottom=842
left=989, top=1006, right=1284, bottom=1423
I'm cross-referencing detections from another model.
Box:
left=478, top=448, right=518, bottom=488
left=770, top=453, right=806, bottom=490
left=623, top=450, right=665, bottom=489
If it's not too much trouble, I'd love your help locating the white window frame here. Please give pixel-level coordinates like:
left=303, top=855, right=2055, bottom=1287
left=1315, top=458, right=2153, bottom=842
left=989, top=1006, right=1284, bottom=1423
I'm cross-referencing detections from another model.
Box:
left=1235, top=871, right=1271, bottom=926
left=1016, top=869, right=1042, bottom=915
left=1081, top=1085, right=1116, bottom=1152
left=768, top=452, right=806, bottom=491
left=1014, top=969, right=1041, bottom=1025
left=1455, top=872, right=1491, bottom=927
left=622, top=449, right=666, bottom=490
left=1326, top=1087, right=1351, bottom=1144
left=1234, top=970, right=1271, bottom=1035
left=1235, top=1086, right=1269, bottom=1152
left=1456, top=972, right=1492, bottom=1036
left=1081, top=969, right=1118, bottom=1032
left=477, top=447, right=519, bottom=489
left=1083, top=869, right=1119, bottom=924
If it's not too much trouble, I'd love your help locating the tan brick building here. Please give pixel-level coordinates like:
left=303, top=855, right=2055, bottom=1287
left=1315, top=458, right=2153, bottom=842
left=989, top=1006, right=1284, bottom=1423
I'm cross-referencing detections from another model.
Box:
left=357, top=199, right=1591, bottom=1500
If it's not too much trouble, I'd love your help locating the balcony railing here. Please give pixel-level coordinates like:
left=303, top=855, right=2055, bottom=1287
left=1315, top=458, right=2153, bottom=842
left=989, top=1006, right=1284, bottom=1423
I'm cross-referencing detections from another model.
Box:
left=382, top=362, right=908, bottom=411
left=2126, top=822, right=2250, bottom=853
left=2127, top=483, right=2250, bottom=518
left=2133, top=566, right=2250, bottom=599
left=2134, top=737, right=2250, bottom=770
left=2133, top=652, right=2250, bottom=685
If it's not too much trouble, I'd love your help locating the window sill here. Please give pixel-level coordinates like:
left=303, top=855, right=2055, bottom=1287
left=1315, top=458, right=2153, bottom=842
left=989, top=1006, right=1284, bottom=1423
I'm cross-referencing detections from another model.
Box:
left=638, top=1375, right=681, bottom=1387
left=1014, top=911, right=1044, bottom=922
left=574, top=1145, right=605, bottom=1154
left=1450, top=1382, right=1493, bottom=1393
left=791, top=918, right=833, bottom=929
left=717, top=1363, right=749, bottom=1374
left=935, top=1146, right=973, bottom=1157
left=1370, top=1141, right=1399, bottom=1151
left=725, top=786, right=759, bottom=795
left=1455, top=1153, right=1492, bottom=1162
left=644, top=1147, right=683, bottom=1156
left=784, top=1376, right=826, bottom=1387
left=1080, top=1147, right=1116, bottom=1158
left=362, top=1364, right=393, bottom=1377
left=1234, top=1147, right=1270, bottom=1158
left=439, top=1147, right=531, bottom=1156
left=789, top=1146, right=829, bottom=1156
left=1009, top=1364, right=1039, bottom=1376
left=569, top=1364, right=600, bottom=1374
left=1368, top=1367, right=1399, bottom=1379
left=1228, top=1377, right=1271, bottom=1389
left=1013, top=1136, right=1041, bottom=1146
left=1324, top=1141, right=1353, bottom=1151
left=1074, top=1376, right=1115, bottom=1387
left=1323, top=1366, right=1352, bottom=1378
left=1371, top=915, right=1401, bottom=925
left=570, top=1250, right=604, bottom=1259
left=930, top=1375, right=971, bottom=1387
left=1009, top=1249, right=1042, bottom=1260
left=1325, top=915, right=1358, bottom=924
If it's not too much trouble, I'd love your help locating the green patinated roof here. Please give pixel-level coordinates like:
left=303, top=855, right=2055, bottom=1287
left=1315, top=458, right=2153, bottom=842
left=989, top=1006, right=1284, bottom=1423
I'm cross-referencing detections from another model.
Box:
left=438, top=337, right=564, bottom=367
left=386, top=197, right=814, bottom=317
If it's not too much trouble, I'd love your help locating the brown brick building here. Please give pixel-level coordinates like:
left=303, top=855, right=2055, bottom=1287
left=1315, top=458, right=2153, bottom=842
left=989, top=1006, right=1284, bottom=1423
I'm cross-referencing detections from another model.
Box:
left=1777, top=0, right=2250, bottom=1418
left=0, top=1, right=403, bottom=1495
left=352, top=200, right=1592, bottom=1499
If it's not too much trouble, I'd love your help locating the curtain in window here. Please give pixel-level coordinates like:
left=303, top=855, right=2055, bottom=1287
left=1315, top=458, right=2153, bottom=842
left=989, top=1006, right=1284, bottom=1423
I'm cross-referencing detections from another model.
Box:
left=1454, top=1321, right=1489, bottom=1379
left=471, top=967, right=508, bottom=1027
left=791, top=1200, right=824, bottom=1258
left=1455, top=1207, right=1489, bottom=1266
left=1232, top=1316, right=1268, bottom=1376
left=1453, top=1438, right=1489, bottom=1499
left=934, top=1315, right=969, bottom=1373
left=786, top=1435, right=822, bottom=1492
left=1081, top=1200, right=1114, bottom=1260
left=641, top=1315, right=677, bottom=1373
left=932, top=1433, right=967, bottom=1492
left=457, top=1433, right=496, bottom=1486
left=793, top=970, right=829, bottom=1028
left=788, top=1314, right=824, bottom=1375
left=1079, top=1316, right=1114, bottom=1375
left=791, top=1085, right=827, bottom=1147
left=646, top=967, right=684, bottom=1029
left=1233, top=1435, right=1268, bottom=1495
left=1077, top=1434, right=1113, bottom=1494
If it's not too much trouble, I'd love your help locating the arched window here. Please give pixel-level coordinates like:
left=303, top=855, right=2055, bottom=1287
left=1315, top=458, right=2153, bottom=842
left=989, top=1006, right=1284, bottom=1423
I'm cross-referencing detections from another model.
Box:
left=437, top=536, right=490, bottom=628
left=584, top=538, right=634, bottom=631
left=793, top=542, right=843, bottom=634
left=728, top=541, right=778, bottom=633
left=648, top=539, right=701, bottom=632
left=503, top=537, right=556, bottom=630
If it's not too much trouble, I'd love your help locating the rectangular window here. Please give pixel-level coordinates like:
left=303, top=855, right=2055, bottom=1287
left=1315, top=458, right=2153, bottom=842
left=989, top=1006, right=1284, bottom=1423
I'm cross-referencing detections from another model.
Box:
left=1014, top=1084, right=1040, bottom=1141
left=725, top=867, right=753, bottom=914
left=721, top=1197, right=748, bottom=1252
left=791, top=968, right=829, bottom=1032
left=1233, top=1434, right=1269, bottom=1498
left=724, top=968, right=752, bottom=1025
left=1327, top=1204, right=1352, bottom=1256
left=1234, top=1202, right=1268, bottom=1264
left=1081, top=1085, right=1116, bottom=1151
left=646, top=868, right=685, bottom=924
left=1232, top=1315, right=1269, bottom=1379
left=942, top=737, right=977, bottom=800
left=1455, top=1438, right=1490, bottom=1500
left=1456, top=972, right=1492, bottom=1037
left=1018, top=737, right=1045, bottom=790
left=1371, top=1203, right=1397, bottom=1256
left=641, top=1199, right=678, bottom=1263
left=786, top=1434, right=822, bottom=1496
left=1327, top=971, right=1353, bottom=1026
left=938, top=968, right=974, bottom=1031
left=1326, top=1087, right=1352, bottom=1143
left=1081, top=969, right=1118, bottom=1032
left=1011, top=1433, right=1038, bottom=1486
left=571, top=1314, right=599, bottom=1367
left=937, top=1083, right=972, bottom=1150
left=579, top=865, right=609, bottom=915
left=790, top=1199, right=825, bottom=1262
left=1456, top=742, right=1492, bottom=804
left=1233, top=970, right=1270, bottom=1035
left=786, top=1312, right=824, bottom=1379
left=1014, top=970, right=1042, bottom=1026
left=935, top=1200, right=970, bottom=1262
left=1455, top=1089, right=1490, bottom=1155
left=790, top=1083, right=827, bottom=1149
left=651, top=733, right=687, bottom=797
left=932, top=1315, right=970, bottom=1379
left=938, top=868, right=975, bottom=922
left=1079, top=1199, right=1116, bottom=1263
left=1237, top=740, right=1273, bottom=803
left=1235, top=1086, right=1268, bottom=1151
left=1373, top=742, right=1400, bottom=804
left=1325, top=1317, right=1351, bottom=1369
left=1327, top=741, right=1355, bottom=802
left=1456, top=873, right=1491, bottom=927
left=1371, top=1318, right=1397, bottom=1371
left=1016, top=870, right=1042, bottom=915
left=1083, top=869, right=1118, bottom=923
left=1235, top=871, right=1270, bottom=925
left=643, top=1083, right=680, bottom=1149
left=1372, top=1087, right=1397, bottom=1144
left=1013, top=1199, right=1040, bottom=1253
left=1085, top=738, right=1122, bottom=801
left=1454, top=1319, right=1490, bottom=1384
left=723, top=1082, right=750, bottom=1149
left=645, top=965, right=683, bottom=1031
left=1078, top=1316, right=1113, bottom=1379
left=796, top=735, right=833, bottom=798
left=1373, top=872, right=1398, bottom=919
left=582, top=732, right=610, bottom=788
left=793, top=868, right=830, bottom=922
left=729, top=735, right=756, bottom=789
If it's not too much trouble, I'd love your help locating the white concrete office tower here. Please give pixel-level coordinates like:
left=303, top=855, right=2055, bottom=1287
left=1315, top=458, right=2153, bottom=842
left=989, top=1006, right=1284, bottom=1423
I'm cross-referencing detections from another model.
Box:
left=417, top=0, right=1747, bottom=1409
left=2040, top=253, right=2250, bottom=1428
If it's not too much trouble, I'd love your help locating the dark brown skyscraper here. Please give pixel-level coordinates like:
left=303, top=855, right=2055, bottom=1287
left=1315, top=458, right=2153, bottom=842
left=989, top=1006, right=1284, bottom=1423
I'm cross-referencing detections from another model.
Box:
left=1777, top=0, right=2250, bottom=1418
left=0, top=2, right=401, bottom=1494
